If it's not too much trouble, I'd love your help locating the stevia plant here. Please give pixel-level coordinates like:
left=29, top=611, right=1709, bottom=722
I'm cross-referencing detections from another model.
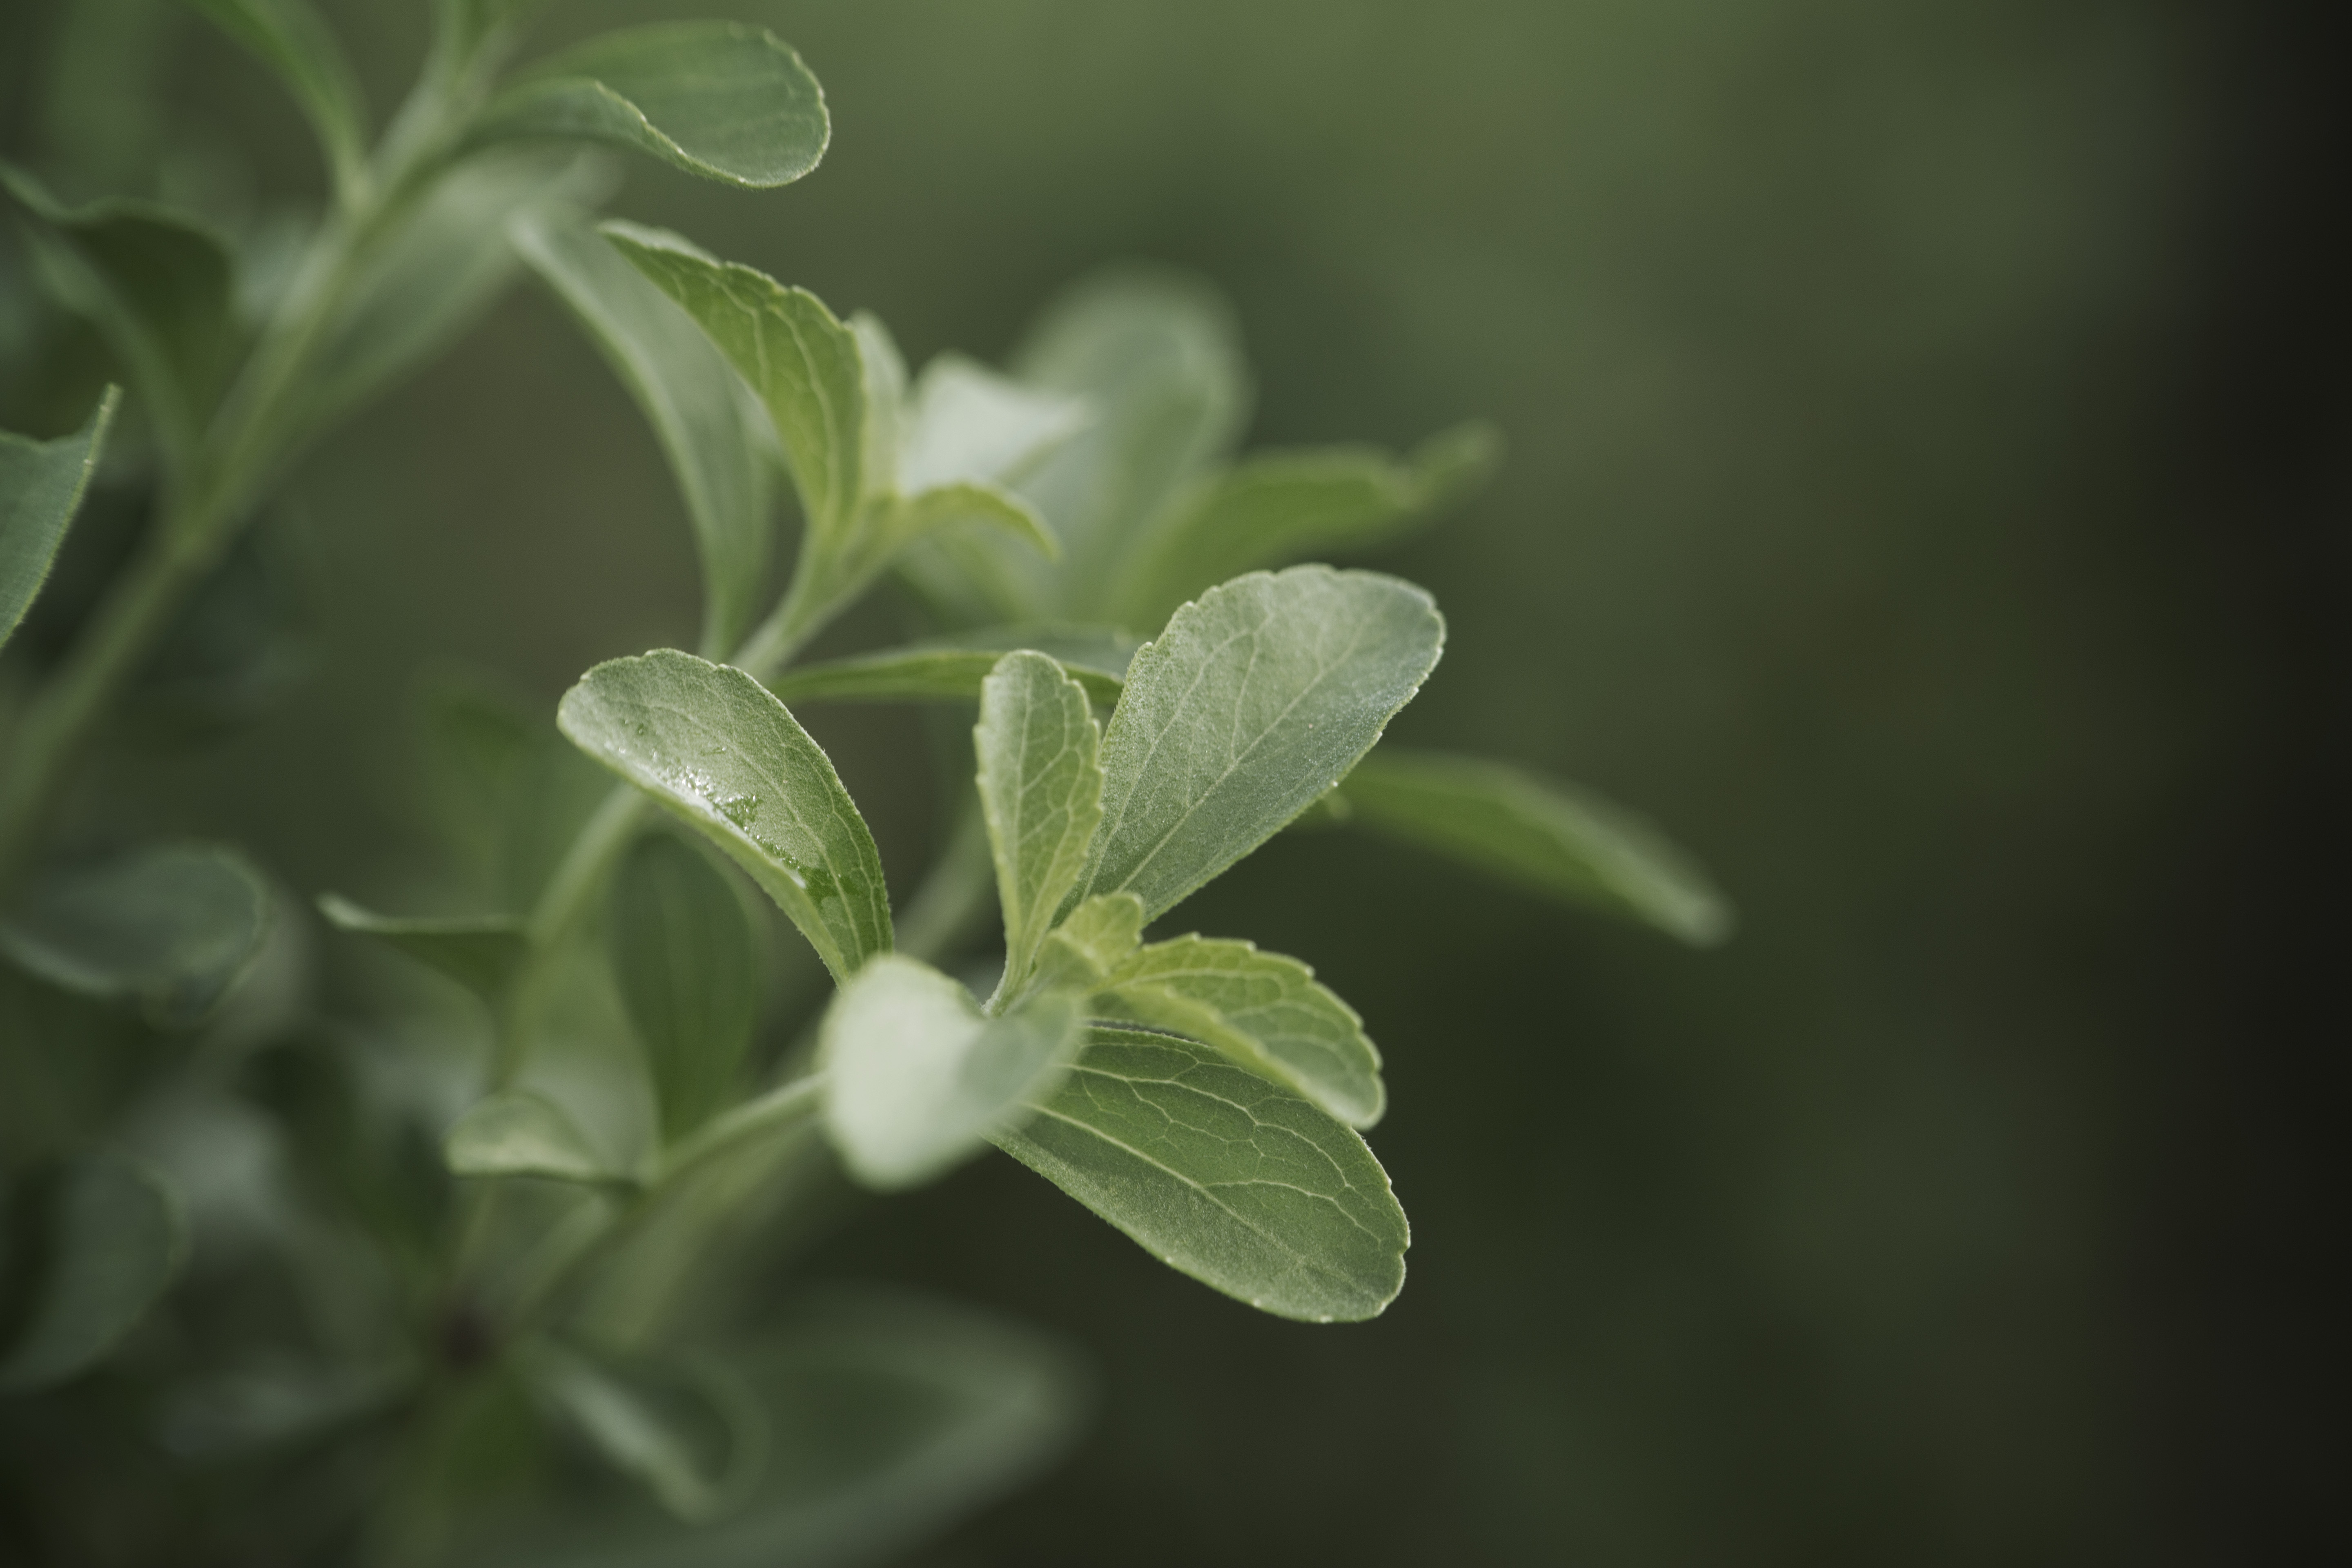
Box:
left=0, top=2, right=1731, bottom=1561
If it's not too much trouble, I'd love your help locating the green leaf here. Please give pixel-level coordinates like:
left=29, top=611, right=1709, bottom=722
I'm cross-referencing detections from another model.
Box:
left=1078, top=565, right=1446, bottom=921
left=512, top=212, right=774, bottom=655
left=765, top=626, right=1134, bottom=709
left=185, top=0, right=368, bottom=190
left=529, top=1344, right=764, bottom=1522
left=0, top=842, right=271, bottom=1027
left=1, top=166, right=235, bottom=462
left=990, top=1028, right=1406, bottom=1323
left=1096, top=936, right=1384, bottom=1128
left=307, top=147, right=607, bottom=433
left=975, top=651, right=1103, bottom=996
left=557, top=650, right=891, bottom=983
left=444, top=1089, right=621, bottom=1184
left=604, top=222, right=865, bottom=548
left=316, top=894, right=527, bottom=1001
left=478, top=22, right=828, bottom=189
left=612, top=834, right=759, bottom=1144
left=820, top=955, right=1080, bottom=1192
left=898, top=353, right=1087, bottom=495
left=1025, top=892, right=1143, bottom=998
left=1111, top=422, right=1499, bottom=630
left=1339, top=750, right=1734, bottom=945
left=0, top=1152, right=187, bottom=1392
left=1, top=388, right=117, bottom=651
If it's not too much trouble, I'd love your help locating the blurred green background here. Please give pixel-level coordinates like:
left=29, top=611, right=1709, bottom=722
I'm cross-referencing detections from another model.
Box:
left=4, top=0, right=2335, bottom=1560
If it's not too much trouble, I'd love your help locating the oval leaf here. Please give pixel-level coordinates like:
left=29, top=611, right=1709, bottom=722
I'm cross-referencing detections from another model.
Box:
left=976, top=652, right=1103, bottom=997
left=444, top=1089, right=620, bottom=1184
left=612, top=834, right=759, bottom=1143
left=989, top=1028, right=1407, bottom=1323
left=0, top=1153, right=187, bottom=1392
left=0, top=842, right=270, bottom=1027
left=316, top=894, right=527, bottom=1001
left=1078, top=565, right=1445, bottom=922
left=821, top=955, right=1080, bottom=1192
left=557, top=650, right=891, bottom=982
left=1, top=389, right=118, bottom=650
left=480, top=22, right=829, bottom=189
left=1339, top=750, right=1735, bottom=946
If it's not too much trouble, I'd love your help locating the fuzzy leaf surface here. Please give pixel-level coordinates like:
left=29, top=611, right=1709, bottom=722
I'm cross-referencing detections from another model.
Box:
left=1341, top=750, right=1734, bottom=945
left=1080, top=565, right=1444, bottom=920
left=1, top=389, right=116, bottom=650
left=0, top=843, right=270, bottom=1026
left=514, top=212, right=773, bottom=653
left=316, top=895, right=527, bottom=1001
left=821, top=956, right=1080, bottom=1191
left=480, top=22, right=827, bottom=189
left=558, top=650, right=891, bottom=982
left=975, top=652, right=1102, bottom=993
left=0, top=1154, right=187, bottom=1392
left=990, top=1028, right=1406, bottom=1322
left=612, top=835, right=759, bottom=1143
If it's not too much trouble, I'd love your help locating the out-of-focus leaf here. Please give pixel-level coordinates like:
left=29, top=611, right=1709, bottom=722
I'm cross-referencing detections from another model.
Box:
left=991, top=1028, right=1407, bottom=1323
left=412, top=668, right=611, bottom=910
left=558, top=650, right=892, bottom=982
left=1339, top=749, right=1735, bottom=945
left=455, top=1291, right=1085, bottom=1568
left=1111, top=421, right=1499, bottom=630
left=2, top=166, right=235, bottom=459
left=1076, top=566, right=1445, bottom=922
left=316, top=894, right=527, bottom=1001
left=513, top=212, right=773, bottom=654
left=477, top=22, right=828, bottom=189
left=612, top=834, right=759, bottom=1143
left=0, top=842, right=270, bottom=1026
left=1096, top=935, right=1385, bottom=1128
left=184, top=0, right=367, bottom=189
left=530, top=1344, right=765, bottom=1522
left=444, top=1089, right=623, bottom=1184
left=1, top=388, right=117, bottom=650
left=765, top=626, right=1134, bottom=709
left=1024, top=891, right=1143, bottom=998
left=0, top=1152, right=187, bottom=1392
left=897, top=353, right=1087, bottom=495
left=306, top=147, right=606, bottom=432
left=975, top=651, right=1102, bottom=995
left=156, top=1356, right=411, bottom=1458
left=820, top=955, right=1080, bottom=1191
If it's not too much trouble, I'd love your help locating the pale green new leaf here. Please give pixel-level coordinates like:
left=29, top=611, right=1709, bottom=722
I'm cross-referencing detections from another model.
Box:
left=975, top=652, right=1103, bottom=996
left=1, top=388, right=117, bottom=651
left=1097, top=936, right=1384, bottom=1128
left=1111, top=421, right=1499, bottom=630
left=0, top=843, right=270, bottom=1027
left=316, top=894, right=527, bottom=1002
left=557, top=650, right=891, bottom=982
left=0, top=1153, right=187, bottom=1392
left=605, top=222, right=864, bottom=548
left=1339, top=750, right=1734, bottom=945
left=478, top=22, right=828, bottom=189
left=765, top=625, right=1134, bottom=710
left=513, top=212, right=773, bottom=654
left=1079, top=565, right=1446, bottom=921
left=185, top=0, right=367, bottom=190
left=529, top=1345, right=765, bottom=1523
left=898, top=354, right=1087, bottom=495
left=820, top=955, right=1080, bottom=1191
left=612, top=834, right=759, bottom=1143
left=1024, top=892, right=1142, bottom=998
left=989, top=1028, right=1406, bottom=1323
left=444, top=1089, right=620, bottom=1183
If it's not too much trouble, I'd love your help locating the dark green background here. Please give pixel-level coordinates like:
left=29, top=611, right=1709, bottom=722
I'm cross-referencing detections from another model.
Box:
left=4, top=0, right=2334, bottom=1561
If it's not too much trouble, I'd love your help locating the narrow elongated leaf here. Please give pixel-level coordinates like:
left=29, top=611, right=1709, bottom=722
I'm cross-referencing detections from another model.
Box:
left=1024, top=892, right=1143, bottom=998
left=2, top=167, right=234, bottom=455
left=0, top=1153, right=187, bottom=1392
left=1078, top=566, right=1446, bottom=921
left=1339, top=750, right=1734, bottom=945
left=514, top=212, right=773, bottom=654
left=605, top=223, right=864, bottom=548
left=820, top=956, right=1080, bottom=1191
left=444, top=1089, right=620, bottom=1183
left=558, top=650, right=891, bottom=982
left=975, top=652, right=1102, bottom=994
left=612, top=835, right=759, bottom=1143
left=316, top=894, right=527, bottom=1001
left=766, top=628, right=1132, bottom=710
left=1, top=388, right=117, bottom=650
left=530, top=1345, right=764, bottom=1522
left=479, top=22, right=828, bottom=189
left=1097, top=936, right=1384, bottom=1128
left=990, top=1028, right=1406, bottom=1323
left=1111, top=422, right=1499, bottom=629
left=185, top=0, right=367, bottom=187
left=898, top=354, right=1087, bottom=494
left=0, top=843, right=270, bottom=1026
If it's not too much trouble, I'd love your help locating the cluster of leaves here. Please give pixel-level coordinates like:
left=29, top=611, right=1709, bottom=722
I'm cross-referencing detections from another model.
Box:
left=1, top=2, right=1729, bottom=1561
